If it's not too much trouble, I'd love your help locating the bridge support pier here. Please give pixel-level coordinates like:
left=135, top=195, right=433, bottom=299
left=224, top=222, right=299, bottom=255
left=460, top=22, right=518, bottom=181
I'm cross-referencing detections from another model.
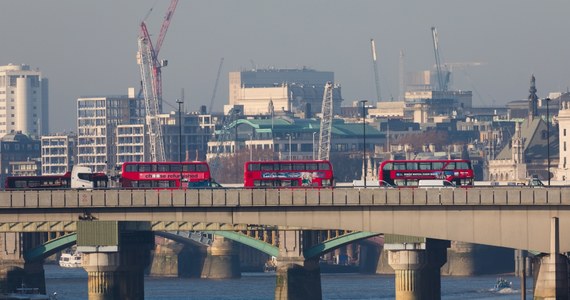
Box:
left=78, top=222, right=153, bottom=300
left=275, top=230, right=322, bottom=300
left=387, top=239, right=449, bottom=300
left=0, top=232, right=47, bottom=294
left=201, top=235, right=241, bottom=279
left=533, top=217, right=569, bottom=300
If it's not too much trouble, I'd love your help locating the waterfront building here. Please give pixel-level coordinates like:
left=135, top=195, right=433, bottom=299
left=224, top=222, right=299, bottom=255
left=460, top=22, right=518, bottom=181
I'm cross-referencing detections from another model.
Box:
left=41, top=133, right=76, bottom=175
left=227, top=68, right=342, bottom=116
left=116, top=124, right=146, bottom=164
left=0, top=132, right=40, bottom=182
left=77, top=88, right=144, bottom=172
left=487, top=76, right=558, bottom=182
left=158, top=111, right=215, bottom=162
left=0, top=64, right=49, bottom=137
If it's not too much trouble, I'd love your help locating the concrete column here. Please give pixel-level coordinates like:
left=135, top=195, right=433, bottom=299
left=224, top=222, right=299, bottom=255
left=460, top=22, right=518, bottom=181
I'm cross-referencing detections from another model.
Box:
left=81, top=230, right=154, bottom=300
left=275, top=230, right=322, bottom=300
left=533, top=217, right=569, bottom=300
left=82, top=252, right=120, bottom=300
left=388, top=250, right=426, bottom=300
left=201, top=235, right=241, bottom=279
left=387, top=239, right=449, bottom=300
left=0, top=232, right=47, bottom=294
left=422, top=240, right=449, bottom=299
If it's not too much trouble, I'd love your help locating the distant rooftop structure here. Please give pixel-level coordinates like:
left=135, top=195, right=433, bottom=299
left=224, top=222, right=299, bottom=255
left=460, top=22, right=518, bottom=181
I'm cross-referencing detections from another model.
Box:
left=228, top=67, right=342, bottom=116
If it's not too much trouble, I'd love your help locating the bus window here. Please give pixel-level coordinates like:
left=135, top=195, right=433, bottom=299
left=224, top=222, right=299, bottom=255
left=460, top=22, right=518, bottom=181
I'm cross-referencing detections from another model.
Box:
left=444, top=162, right=456, bottom=170
left=432, top=162, right=444, bottom=169
left=126, top=164, right=138, bottom=172
left=306, top=163, right=318, bottom=170
left=171, top=164, right=181, bottom=172
left=261, top=164, right=273, bottom=171
left=419, top=162, right=432, bottom=170
left=293, top=163, right=304, bottom=170
left=406, top=162, right=418, bottom=169
left=281, top=163, right=292, bottom=171
left=456, top=162, right=470, bottom=169
left=382, top=162, right=393, bottom=170
left=157, top=164, right=170, bottom=172
left=248, top=163, right=260, bottom=171
left=394, top=163, right=406, bottom=170
left=319, top=163, right=330, bottom=170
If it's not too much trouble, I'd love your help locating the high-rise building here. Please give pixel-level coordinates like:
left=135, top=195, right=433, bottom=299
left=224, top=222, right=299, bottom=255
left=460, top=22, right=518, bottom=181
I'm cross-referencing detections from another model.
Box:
left=77, top=88, right=144, bottom=172
left=227, top=68, right=342, bottom=116
left=159, top=111, right=215, bottom=162
left=41, top=133, right=76, bottom=175
left=0, top=64, right=49, bottom=137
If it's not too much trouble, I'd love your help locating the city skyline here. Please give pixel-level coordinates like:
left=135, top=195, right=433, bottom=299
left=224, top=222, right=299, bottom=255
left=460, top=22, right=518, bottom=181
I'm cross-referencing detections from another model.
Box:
left=2, top=0, right=569, bottom=133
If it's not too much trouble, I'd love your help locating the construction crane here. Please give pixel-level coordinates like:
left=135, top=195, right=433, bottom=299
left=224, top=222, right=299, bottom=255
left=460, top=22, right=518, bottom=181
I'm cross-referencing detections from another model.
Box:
left=317, top=82, right=334, bottom=161
left=137, top=0, right=179, bottom=162
left=430, top=26, right=448, bottom=92
left=208, top=58, right=224, bottom=114
left=370, top=39, right=381, bottom=104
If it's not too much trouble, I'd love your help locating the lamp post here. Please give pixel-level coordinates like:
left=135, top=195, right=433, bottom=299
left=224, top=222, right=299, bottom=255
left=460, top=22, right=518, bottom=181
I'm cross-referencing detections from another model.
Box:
left=249, top=133, right=253, bottom=161
left=546, top=97, right=551, bottom=186
left=360, top=100, right=368, bottom=188
left=312, top=132, right=317, bottom=160
left=287, top=134, right=292, bottom=161
left=176, top=98, right=184, bottom=186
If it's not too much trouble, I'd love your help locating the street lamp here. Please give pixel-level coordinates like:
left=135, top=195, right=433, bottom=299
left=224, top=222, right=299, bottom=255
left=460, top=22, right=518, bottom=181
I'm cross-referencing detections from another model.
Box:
left=312, top=132, right=317, bottom=160
left=286, top=134, right=292, bottom=161
left=249, top=133, right=253, bottom=161
left=176, top=98, right=184, bottom=186
left=544, top=98, right=551, bottom=185
left=360, top=100, right=368, bottom=188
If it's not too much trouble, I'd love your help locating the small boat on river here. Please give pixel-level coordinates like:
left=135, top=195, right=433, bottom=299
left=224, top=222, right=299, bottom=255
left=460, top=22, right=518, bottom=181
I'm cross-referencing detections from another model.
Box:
left=58, top=250, right=82, bottom=268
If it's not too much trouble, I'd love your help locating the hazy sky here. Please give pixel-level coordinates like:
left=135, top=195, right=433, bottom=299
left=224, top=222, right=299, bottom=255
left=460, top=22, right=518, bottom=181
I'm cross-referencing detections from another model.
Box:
left=2, top=0, right=569, bottom=133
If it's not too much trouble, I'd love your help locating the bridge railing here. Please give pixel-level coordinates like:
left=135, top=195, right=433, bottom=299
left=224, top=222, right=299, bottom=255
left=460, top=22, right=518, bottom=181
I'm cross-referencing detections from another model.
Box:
left=0, top=187, right=569, bottom=208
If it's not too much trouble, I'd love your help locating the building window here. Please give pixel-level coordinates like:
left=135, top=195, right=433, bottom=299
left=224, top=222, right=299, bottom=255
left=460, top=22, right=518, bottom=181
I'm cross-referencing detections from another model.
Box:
left=565, top=129, right=567, bottom=137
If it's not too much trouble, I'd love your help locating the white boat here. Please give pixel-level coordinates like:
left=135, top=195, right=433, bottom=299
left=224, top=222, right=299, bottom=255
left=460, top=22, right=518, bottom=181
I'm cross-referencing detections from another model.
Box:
left=58, top=250, right=82, bottom=268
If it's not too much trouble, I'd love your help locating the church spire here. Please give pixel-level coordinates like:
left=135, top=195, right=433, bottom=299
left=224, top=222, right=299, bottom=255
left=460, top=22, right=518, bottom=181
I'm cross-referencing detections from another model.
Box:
left=528, top=74, right=538, bottom=123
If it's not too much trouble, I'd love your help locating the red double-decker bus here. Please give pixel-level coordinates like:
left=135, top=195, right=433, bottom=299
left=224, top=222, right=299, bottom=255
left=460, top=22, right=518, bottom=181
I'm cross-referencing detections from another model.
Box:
left=120, top=161, right=212, bottom=189
left=378, top=159, right=474, bottom=187
left=244, top=160, right=334, bottom=188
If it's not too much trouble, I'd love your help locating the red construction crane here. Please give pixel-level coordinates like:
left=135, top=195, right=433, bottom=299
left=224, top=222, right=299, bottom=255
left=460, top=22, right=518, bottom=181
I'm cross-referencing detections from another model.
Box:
left=137, top=0, right=179, bottom=162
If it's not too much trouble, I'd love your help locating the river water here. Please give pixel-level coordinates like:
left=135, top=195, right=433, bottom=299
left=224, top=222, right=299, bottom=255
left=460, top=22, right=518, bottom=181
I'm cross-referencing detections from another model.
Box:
left=45, top=264, right=531, bottom=299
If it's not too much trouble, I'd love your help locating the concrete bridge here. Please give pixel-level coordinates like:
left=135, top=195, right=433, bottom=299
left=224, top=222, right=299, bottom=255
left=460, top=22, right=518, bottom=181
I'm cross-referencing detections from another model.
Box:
left=0, top=187, right=569, bottom=299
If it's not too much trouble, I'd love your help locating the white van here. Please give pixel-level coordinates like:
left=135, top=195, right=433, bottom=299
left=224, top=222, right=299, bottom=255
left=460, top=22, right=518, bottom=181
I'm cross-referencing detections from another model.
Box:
left=418, top=179, right=456, bottom=188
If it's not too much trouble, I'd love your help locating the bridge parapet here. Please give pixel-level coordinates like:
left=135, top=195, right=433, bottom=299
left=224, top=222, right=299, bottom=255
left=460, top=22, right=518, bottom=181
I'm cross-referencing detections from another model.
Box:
left=0, top=188, right=568, bottom=208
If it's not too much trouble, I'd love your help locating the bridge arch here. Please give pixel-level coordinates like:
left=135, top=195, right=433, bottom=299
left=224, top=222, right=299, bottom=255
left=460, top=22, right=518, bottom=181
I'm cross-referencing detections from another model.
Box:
left=24, top=233, right=78, bottom=262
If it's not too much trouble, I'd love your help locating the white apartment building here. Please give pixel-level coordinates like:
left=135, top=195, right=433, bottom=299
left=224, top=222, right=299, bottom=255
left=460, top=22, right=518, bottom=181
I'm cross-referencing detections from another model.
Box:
left=116, top=124, right=146, bottom=164
left=77, top=88, right=144, bottom=172
left=41, top=133, right=76, bottom=175
left=0, top=64, right=49, bottom=137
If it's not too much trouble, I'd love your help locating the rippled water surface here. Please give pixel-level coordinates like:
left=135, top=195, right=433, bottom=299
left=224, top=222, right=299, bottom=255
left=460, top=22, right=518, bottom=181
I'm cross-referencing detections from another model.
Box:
left=44, top=265, right=532, bottom=299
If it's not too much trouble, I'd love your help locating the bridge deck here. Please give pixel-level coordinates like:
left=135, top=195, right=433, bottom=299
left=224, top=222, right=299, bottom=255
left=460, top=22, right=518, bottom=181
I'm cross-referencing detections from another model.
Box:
left=0, top=188, right=569, bottom=253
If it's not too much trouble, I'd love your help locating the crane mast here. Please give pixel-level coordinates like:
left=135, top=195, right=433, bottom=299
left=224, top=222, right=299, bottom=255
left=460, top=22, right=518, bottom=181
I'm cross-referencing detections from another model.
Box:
left=209, top=58, right=224, bottom=114
left=137, top=0, right=179, bottom=162
left=370, top=39, right=381, bottom=104
left=431, top=26, right=447, bottom=91
left=317, top=82, right=334, bottom=161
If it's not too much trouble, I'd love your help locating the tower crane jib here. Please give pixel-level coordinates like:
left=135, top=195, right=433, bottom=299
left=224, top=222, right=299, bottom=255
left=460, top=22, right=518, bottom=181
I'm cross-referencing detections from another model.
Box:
left=136, top=0, right=179, bottom=162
